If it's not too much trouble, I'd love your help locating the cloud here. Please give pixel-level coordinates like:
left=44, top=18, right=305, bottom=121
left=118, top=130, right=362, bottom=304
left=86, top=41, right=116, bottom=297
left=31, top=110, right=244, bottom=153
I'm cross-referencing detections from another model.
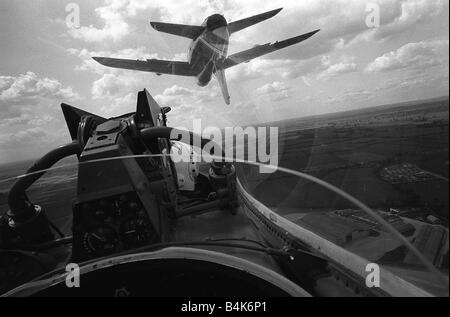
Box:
left=0, top=72, right=80, bottom=162
left=227, top=59, right=294, bottom=82
left=91, top=72, right=148, bottom=99
left=0, top=72, right=79, bottom=122
left=162, top=85, right=193, bottom=96
left=365, top=40, right=449, bottom=73
left=373, top=66, right=449, bottom=95
left=227, top=54, right=356, bottom=84
left=0, top=72, right=80, bottom=134
left=99, top=92, right=137, bottom=115
left=226, top=57, right=324, bottom=82
left=370, top=0, right=447, bottom=41
left=0, top=123, right=70, bottom=164
left=0, top=72, right=79, bottom=103
left=257, top=81, right=289, bottom=94
left=65, top=0, right=227, bottom=43
left=0, top=72, right=80, bottom=121
left=232, top=0, right=447, bottom=60
left=325, top=89, right=374, bottom=106
left=256, top=81, right=292, bottom=101
left=317, top=57, right=358, bottom=80
left=0, top=126, right=47, bottom=147
left=67, top=0, right=130, bottom=42
left=155, top=84, right=220, bottom=106
left=223, top=0, right=394, bottom=60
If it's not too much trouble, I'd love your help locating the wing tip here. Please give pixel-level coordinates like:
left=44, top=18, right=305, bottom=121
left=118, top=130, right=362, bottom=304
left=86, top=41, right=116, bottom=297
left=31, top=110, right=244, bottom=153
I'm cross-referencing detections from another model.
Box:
left=267, top=7, right=283, bottom=17
left=309, top=29, right=321, bottom=38
left=92, top=56, right=103, bottom=64
left=302, top=29, right=321, bottom=40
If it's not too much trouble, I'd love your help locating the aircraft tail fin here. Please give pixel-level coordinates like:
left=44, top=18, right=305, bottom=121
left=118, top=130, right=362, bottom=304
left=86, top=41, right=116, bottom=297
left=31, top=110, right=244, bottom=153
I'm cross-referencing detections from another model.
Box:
left=213, top=63, right=230, bottom=105
left=150, top=22, right=205, bottom=39
left=227, top=8, right=282, bottom=34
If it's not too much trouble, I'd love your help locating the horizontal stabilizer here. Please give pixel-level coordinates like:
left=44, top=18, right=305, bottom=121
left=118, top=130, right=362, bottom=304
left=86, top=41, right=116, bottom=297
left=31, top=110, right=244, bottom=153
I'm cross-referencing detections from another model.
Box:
left=227, top=8, right=283, bottom=34
left=92, top=57, right=196, bottom=76
left=223, top=29, right=320, bottom=68
left=150, top=22, right=205, bottom=39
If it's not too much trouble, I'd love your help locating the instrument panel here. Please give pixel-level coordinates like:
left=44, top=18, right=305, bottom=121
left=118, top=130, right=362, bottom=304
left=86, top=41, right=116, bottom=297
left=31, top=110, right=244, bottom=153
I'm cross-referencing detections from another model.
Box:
left=72, top=192, right=157, bottom=261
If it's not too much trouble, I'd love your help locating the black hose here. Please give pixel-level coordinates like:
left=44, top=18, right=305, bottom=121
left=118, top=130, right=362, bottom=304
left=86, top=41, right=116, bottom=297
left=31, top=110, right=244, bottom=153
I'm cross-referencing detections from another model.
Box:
left=7, top=141, right=81, bottom=222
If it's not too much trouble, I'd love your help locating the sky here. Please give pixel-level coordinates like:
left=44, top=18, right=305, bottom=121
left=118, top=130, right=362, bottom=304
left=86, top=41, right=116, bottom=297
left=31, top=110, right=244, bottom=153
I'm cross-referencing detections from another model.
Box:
left=0, top=0, right=449, bottom=163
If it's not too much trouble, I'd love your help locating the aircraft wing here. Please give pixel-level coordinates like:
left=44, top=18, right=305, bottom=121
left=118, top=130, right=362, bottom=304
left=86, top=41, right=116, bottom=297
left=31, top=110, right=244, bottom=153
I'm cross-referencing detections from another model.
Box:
left=227, top=8, right=283, bottom=34
left=150, top=22, right=205, bottom=39
left=92, top=57, right=196, bottom=76
left=223, top=29, right=320, bottom=69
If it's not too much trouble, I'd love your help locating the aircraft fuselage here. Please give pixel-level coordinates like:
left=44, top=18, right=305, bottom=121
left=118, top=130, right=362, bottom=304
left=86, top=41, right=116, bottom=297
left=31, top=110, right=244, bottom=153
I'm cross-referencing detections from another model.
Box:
left=187, top=14, right=229, bottom=87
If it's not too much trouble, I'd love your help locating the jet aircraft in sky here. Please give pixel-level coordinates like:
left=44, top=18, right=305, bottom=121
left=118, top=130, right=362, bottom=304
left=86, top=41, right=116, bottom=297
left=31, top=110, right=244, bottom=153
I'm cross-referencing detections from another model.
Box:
left=93, top=8, right=319, bottom=105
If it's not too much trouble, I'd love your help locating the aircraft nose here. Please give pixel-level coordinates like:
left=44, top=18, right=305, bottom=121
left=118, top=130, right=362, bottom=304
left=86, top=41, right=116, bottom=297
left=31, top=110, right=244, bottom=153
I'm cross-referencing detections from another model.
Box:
left=206, top=14, right=228, bottom=31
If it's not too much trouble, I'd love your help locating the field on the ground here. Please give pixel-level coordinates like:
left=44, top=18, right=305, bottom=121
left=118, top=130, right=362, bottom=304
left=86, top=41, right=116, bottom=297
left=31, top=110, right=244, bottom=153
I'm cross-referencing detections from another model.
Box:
left=239, top=98, right=449, bottom=219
